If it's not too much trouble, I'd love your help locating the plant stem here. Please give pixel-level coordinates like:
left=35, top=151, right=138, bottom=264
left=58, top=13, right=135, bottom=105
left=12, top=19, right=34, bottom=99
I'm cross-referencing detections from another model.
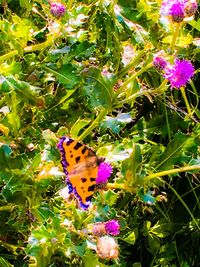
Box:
left=107, top=183, right=127, bottom=190
left=77, top=108, right=107, bottom=141
left=115, top=79, right=168, bottom=107
left=24, top=39, right=54, bottom=53
left=164, top=92, right=171, bottom=141
left=145, top=165, right=200, bottom=181
left=107, top=165, right=200, bottom=191
left=114, top=62, right=153, bottom=100
left=170, top=22, right=181, bottom=50
left=66, top=0, right=74, bottom=9
left=0, top=50, right=18, bottom=63
left=180, top=86, right=192, bottom=116
left=166, top=181, right=200, bottom=230
left=117, top=50, right=146, bottom=78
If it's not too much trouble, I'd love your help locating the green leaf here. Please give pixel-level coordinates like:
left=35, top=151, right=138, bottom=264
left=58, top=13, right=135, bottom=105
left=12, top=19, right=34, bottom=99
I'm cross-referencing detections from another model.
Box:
left=19, top=0, right=32, bottom=11
left=100, top=113, right=132, bottom=133
left=69, top=41, right=96, bottom=60
left=0, top=76, right=38, bottom=105
left=123, top=230, right=136, bottom=245
left=82, top=251, right=102, bottom=267
left=82, top=67, right=115, bottom=109
left=104, top=190, right=119, bottom=206
left=121, top=142, right=142, bottom=187
left=157, top=132, right=197, bottom=170
left=38, top=204, right=55, bottom=220
left=44, top=64, right=82, bottom=88
left=0, top=256, right=14, bottom=267
left=189, top=19, right=200, bottom=32
left=70, top=119, right=91, bottom=138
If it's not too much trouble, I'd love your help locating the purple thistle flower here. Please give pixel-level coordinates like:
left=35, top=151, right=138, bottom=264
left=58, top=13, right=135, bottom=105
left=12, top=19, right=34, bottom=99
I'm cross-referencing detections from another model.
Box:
left=50, top=2, right=66, bottom=18
left=160, top=0, right=187, bottom=22
left=164, top=59, right=195, bottom=88
left=169, top=2, right=185, bottom=22
left=96, top=162, right=112, bottom=184
left=105, top=220, right=120, bottom=236
left=153, top=53, right=168, bottom=71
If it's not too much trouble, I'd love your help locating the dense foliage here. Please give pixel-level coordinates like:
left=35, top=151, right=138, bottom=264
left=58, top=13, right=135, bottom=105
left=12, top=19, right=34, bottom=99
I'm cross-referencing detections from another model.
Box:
left=0, top=0, right=200, bottom=266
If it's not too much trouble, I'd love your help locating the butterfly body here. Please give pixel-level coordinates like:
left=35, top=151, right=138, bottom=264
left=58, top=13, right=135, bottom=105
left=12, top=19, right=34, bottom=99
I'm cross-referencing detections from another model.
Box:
left=58, top=136, right=103, bottom=209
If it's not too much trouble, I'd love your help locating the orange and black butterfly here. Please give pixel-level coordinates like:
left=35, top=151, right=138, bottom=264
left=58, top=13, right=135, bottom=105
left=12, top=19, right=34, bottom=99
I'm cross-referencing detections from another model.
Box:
left=57, top=136, right=104, bottom=209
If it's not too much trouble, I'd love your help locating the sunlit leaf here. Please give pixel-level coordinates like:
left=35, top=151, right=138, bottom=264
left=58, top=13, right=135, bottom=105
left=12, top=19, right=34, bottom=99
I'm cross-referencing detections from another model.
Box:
left=82, top=67, right=115, bottom=109
left=44, top=64, right=82, bottom=88
left=157, top=132, right=197, bottom=170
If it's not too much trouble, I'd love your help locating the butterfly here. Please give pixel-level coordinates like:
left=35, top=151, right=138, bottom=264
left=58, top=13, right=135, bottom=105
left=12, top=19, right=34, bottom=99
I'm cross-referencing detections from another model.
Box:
left=57, top=136, right=104, bottom=209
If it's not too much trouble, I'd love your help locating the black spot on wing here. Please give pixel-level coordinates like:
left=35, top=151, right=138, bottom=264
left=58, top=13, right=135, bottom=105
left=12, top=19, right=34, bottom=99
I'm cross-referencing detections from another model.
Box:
left=74, top=142, right=82, bottom=150
left=82, top=146, right=87, bottom=154
left=66, top=139, right=74, bottom=145
left=90, top=178, right=96, bottom=182
left=86, top=195, right=93, bottom=203
left=88, top=185, right=95, bottom=192
left=76, top=156, right=80, bottom=163
left=81, top=178, right=87, bottom=183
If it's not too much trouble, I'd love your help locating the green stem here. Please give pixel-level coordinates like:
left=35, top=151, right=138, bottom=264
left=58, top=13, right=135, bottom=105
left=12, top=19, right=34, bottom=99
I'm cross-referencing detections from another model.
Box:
left=115, top=79, right=168, bottom=107
left=24, top=34, right=58, bottom=53
left=107, top=165, right=200, bottom=191
left=145, top=165, right=200, bottom=181
left=180, top=86, right=192, bottom=116
left=166, top=181, right=200, bottom=230
left=117, top=50, right=146, bottom=78
left=164, top=92, right=171, bottom=141
left=107, top=183, right=127, bottom=190
left=170, top=22, right=181, bottom=50
left=77, top=108, right=107, bottom=141
left=66, top=0, right=74, bottom=9
left=0, top=50, right=18, bottom=63
left=114, top=62, right=153, bottom=100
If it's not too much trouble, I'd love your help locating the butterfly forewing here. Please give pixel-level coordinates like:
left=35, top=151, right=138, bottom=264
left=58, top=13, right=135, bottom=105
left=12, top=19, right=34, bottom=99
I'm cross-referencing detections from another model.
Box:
left=58, top=136, right=99, bottom=209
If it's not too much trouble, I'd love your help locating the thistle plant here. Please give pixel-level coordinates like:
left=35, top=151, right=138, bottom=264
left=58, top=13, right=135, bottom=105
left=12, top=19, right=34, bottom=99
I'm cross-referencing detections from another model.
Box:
left=0, top=0, right=199, bottom=266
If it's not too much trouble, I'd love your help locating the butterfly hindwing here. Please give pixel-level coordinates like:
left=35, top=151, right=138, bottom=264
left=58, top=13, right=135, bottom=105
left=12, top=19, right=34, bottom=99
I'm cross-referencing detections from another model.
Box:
left=58, top=136, right=98, bottom=209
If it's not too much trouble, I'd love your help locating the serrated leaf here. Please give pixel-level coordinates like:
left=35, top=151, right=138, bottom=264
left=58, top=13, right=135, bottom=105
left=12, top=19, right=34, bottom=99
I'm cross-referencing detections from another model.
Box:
left=0, top=76, right=37, bottom=104
left=157, top=132, right=197, bottom=170
left=82, top=251, right=102, bottom=267
left=82, top=67, right=115, bottom=109
left=44, top=64, right=82, bottom=88
left=104, top=190, right=119, bottom=206
left=69, top=41, right=96, bottom=60
left=123, top=231, right=136, bottom=245
left=100, top=113, right=132, bottom=133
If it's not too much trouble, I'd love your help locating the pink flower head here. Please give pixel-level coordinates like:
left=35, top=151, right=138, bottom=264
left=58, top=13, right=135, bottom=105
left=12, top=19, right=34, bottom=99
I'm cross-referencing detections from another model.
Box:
left=160, top=0, right=187, bottom=22
left=169, top=2, right=185, bottom=22
left=50, top=2, right=66, bottom=18
left=153, top=53, right=168, bottom=71
left=96, top=162, right=112, bottom=184
left=105, top=220, right=120, bottom=236
left=164, top=59, right=195, bottom=88
left=160, top=0, right=198, bottom=21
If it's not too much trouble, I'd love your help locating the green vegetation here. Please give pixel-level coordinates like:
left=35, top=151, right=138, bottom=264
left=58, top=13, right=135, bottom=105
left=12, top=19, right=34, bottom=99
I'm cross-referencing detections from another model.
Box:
left=0, top=0, right=199, bottom=266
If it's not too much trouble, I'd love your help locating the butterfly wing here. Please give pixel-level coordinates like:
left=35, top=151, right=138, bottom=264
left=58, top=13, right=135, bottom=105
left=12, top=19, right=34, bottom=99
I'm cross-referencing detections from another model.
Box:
left=57, top=136, right=98, bottom=209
